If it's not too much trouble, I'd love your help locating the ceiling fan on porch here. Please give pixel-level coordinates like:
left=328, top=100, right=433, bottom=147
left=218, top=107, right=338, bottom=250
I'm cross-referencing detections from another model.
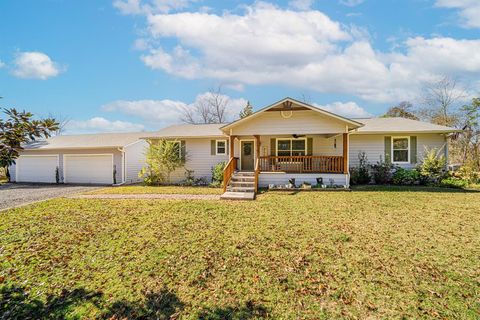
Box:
left=292, top=134, right=305, bottom=139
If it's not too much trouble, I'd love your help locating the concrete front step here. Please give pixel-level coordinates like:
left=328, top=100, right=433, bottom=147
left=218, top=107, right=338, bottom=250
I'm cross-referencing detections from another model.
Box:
left=220, top=191, right=256, bottom=200
left=231, top=176, right=255, bottom=181
left=227, top=186, right=255, bottom=192
left=230, top=181, right=255, bottom=187
left=234, top=171, right=255, bottom=176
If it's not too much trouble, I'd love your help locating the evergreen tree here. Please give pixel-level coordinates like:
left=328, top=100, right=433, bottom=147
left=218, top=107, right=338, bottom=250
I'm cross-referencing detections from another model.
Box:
left=239, top=101, right=253, bottom=118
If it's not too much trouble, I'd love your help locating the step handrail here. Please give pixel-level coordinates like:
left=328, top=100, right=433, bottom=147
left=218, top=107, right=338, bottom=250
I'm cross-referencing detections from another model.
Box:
left=222, top=157, right=237, bottom=192
left=254, top=157, right=260, bottom=193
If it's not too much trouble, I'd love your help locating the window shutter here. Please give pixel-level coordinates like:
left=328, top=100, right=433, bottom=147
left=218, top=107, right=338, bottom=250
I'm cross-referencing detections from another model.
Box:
left=181, top=140, right=186, bottom=161
left=307, top=138, right=313, bottom=156
left=410, top=136, right=417, bottom=164
left=226, top=140, right=229, bottom=155
left=270, top=138, right=276, bottom=156
left=384, top=136, right=392, bottom=163
left=210, top=140, right=216, bottom=155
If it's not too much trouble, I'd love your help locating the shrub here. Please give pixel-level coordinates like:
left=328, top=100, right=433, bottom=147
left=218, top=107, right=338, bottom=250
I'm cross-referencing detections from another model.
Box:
left=392, top=167, right=420, bottom=185
left=55, top=166, right=60, bottom=184
left=418, top=148, right=446, bottom=184
left=371, top=157, right=394, bottom=184
left=440, top=176, right=468, bottom=189
left=453, top=165, right=480, bottom=184
left=350, top=152, right=371, bottom=185
left=211, top=161, right=226, bottom=185
left=139, top=140, right=185, bottom=185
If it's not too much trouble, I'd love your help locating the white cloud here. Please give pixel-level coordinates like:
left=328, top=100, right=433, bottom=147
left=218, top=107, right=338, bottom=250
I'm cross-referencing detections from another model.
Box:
left=435, top=0, right=480, bottom=28
left=102, top=92, right=248, bottom=127
left=65, top=117, right=145, bottom=134
left=339, top=0, right=364, bottom=7
left=288, top=0, right=314, bottom=11
left=11, top=52, right=63, bottom=80
left=102, top=99, right=187, bottom=127
left=125, top=2, right=480, bottom=103
left=0, top=60, right=5, bottom=68
left=113, top=0, right=196, bottom=15
left=314, top=101, right=372, bottom=118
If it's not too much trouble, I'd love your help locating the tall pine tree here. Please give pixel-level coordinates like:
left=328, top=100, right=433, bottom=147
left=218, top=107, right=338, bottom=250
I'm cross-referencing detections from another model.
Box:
left=239, top=101, right=253, bottom=118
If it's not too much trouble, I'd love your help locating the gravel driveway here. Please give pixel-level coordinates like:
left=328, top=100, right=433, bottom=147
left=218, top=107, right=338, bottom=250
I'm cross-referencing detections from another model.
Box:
left=0, top=183, right=101, bottom=211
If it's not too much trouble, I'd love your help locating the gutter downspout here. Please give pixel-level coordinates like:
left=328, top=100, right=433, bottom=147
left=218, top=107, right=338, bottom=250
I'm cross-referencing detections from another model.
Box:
left=113, top=147, right=127, bottom=186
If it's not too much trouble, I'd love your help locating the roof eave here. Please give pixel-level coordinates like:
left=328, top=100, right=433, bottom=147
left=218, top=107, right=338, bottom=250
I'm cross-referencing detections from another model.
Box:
left=352, top=129, right=462, bottom=135
left=22, top=145, right=125, bottom=151
left=141, top=134, right=227, bottom=140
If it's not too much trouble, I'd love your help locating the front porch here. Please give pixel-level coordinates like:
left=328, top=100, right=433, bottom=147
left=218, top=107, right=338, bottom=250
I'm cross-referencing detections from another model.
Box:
left=222, top=133, right=350, bottom=194
left=219, top=98, right=361, bottom=199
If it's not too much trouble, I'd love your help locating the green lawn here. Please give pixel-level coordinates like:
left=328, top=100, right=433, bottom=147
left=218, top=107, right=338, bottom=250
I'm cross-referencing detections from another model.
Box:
left=1, top=188, right=479, bottom=319
left=89, top=185, right=223, bottom=195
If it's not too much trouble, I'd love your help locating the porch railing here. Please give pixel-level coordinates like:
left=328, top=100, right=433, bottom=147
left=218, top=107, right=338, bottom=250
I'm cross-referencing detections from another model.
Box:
left=258, top=156, right=344, bottom=173
left=222, top=157, right=238, bottom=192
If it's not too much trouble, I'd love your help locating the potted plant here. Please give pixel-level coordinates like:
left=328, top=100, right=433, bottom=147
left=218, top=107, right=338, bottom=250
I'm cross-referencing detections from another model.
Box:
left=301, top=182, right=312, bottom=189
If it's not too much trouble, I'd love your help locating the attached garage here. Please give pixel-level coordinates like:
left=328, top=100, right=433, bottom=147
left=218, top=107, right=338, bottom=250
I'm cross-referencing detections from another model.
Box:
left=16, top=155, right=59, bottom=183
left=64, top=154, right=113, bottom=184
left=10, top=132, right=148, bottom=185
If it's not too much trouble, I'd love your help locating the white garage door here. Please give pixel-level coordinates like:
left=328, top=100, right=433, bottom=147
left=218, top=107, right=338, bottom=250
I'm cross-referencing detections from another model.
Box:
left=16, top=155, right=58, bottom=183
left=64, top=154, right=113, bottom=184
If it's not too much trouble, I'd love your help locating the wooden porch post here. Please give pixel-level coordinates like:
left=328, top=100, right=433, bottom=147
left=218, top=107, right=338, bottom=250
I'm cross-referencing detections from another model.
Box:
left=254, top=135, right=260, bottom=160
left=229, top=135, right=235, bottom=158
left=229, top=135, right=236, bottom=168
left=254, top=135, right=261, bottom=192
left=343, top=133, right=349, bottom=174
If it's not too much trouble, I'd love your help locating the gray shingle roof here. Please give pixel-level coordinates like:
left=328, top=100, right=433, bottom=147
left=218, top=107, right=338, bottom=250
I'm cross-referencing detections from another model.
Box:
left=143, top=123, right=227, bottom=139
left=22, top=117, right=460, bottom=151
left=23, top=131, right=151, bottom=150
left=354, top=117, right=460, bottom=134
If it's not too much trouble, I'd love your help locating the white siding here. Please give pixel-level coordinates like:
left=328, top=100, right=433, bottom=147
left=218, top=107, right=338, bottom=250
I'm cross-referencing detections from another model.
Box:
left=349, top=133, right=447, bottom=168
left=10, top=148, right=123, bottom=183
left=259, top=173, right=348, bottom=187
left=234, top=134, right=343, bottom=158
left=231, top=110, right=347, bottom=136
left=169, top=138, right=230, bottom=183
left=125, top=140, right=148, bottom=184
left=349, top=134, right=385, bottom=166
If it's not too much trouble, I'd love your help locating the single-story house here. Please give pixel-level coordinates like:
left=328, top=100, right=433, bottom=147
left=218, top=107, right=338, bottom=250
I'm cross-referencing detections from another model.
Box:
left=10, top=132, right=148, bottom=185
left=11, top=98, right=460, bottom=197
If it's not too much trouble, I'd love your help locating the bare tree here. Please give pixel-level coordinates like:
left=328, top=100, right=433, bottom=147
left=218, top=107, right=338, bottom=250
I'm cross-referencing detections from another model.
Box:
left=180, top=86, right=230, bottom=124
left=418, top=76, right=468, bottom=127
left=300, top=93, right=312, bottom=104
left=48, top=113, right=70, bottom=135
left=382, top=101, right=419, bottom=120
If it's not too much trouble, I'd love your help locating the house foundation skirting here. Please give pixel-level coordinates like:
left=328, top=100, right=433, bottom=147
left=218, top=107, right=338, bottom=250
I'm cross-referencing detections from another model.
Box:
left=258, top=173, right=348, bottom=188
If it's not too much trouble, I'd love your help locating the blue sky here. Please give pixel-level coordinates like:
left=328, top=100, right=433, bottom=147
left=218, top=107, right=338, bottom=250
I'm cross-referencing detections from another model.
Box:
left=0, top=0, right=479, bottom=133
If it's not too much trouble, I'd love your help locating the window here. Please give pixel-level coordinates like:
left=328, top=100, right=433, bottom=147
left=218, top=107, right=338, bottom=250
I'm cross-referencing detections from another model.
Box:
left=216, top=140, right=227, bottom=155
left=277, top=138, right=306, bottom=156
left=172, top=141, right=182, bottom=158
left=392, top=137, right=409, bottom=163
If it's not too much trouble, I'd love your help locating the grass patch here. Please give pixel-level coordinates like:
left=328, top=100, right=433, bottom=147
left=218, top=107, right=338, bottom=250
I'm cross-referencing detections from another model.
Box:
left=1, top=190, right=479, bottom=319
left=89, top=184, right=223, bottom=195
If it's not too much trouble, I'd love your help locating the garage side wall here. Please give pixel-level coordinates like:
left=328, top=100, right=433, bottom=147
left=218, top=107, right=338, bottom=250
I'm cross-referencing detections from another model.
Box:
left=10, top=148, right=123, bottom=184
left=125, top=140, right=148, bottom=184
